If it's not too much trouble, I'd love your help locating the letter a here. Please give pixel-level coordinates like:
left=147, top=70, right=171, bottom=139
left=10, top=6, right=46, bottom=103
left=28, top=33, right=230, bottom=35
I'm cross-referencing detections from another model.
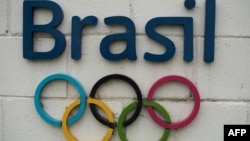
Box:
left=228, top=129, right=235, bottom=136
left=100, top=16, right=136, bottom=61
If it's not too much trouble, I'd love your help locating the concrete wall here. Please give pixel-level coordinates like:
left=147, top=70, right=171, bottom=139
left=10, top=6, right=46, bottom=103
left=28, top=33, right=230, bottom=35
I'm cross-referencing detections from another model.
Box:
left=0, top=0, right=250, bottom=141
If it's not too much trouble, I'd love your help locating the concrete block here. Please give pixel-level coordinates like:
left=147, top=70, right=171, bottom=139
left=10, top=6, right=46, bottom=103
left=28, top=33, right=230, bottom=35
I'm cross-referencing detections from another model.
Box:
left=0, top=0, right=8, bottom=34
left=2, top=97, right=95, bottom=141
left=197, top=38, right=250, bottom=100
left=216, top=0, right=250, bottom=36
left=0, top=37, right=68, bottom=97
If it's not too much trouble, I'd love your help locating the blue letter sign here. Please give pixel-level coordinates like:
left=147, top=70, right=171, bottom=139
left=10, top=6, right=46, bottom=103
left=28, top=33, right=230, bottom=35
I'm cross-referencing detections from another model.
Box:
left=100, top=16, right=136, bottom=61
left=23, top=0, right=216, bottom=63
left=23, top=1, right=66, bottom=59
left=145, top=17, right=193, bottom=62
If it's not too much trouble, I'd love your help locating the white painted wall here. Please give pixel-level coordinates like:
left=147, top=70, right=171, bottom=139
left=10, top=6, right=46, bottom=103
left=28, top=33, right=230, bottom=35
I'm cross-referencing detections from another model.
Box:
left=0, top=0, right=250, bottom=141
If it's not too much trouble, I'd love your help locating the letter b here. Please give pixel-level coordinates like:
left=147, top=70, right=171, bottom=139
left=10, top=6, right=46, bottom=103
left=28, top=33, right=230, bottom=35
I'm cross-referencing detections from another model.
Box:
left=23, top=1, right=66, bottom=59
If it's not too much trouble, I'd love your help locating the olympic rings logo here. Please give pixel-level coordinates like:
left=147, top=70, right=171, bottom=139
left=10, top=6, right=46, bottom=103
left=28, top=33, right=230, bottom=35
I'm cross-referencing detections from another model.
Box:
left=34, top=74, right=200, bottom=141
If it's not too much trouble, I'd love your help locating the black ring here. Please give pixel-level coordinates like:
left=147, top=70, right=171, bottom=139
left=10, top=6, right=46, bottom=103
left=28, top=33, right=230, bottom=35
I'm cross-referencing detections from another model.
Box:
left=89, top=74, right=143, bottom=128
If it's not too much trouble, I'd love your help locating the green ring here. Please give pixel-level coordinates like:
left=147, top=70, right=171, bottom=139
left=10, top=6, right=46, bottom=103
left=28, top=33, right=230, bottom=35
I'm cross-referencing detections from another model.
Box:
left=118, top=100, right=171, bottom=141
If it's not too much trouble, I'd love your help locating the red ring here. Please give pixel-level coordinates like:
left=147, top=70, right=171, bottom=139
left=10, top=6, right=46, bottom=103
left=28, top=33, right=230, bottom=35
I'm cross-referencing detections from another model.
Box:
left=147, top=75, right=200, bottom=129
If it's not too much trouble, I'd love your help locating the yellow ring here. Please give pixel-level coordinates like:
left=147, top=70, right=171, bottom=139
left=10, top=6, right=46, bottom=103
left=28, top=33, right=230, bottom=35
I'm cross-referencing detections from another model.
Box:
left=62, top=98, right=114, bottom=141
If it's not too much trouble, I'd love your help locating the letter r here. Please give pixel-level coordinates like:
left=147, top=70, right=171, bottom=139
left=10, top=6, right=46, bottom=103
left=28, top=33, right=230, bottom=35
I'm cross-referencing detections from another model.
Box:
left=23, top=1, right=66, bottom=59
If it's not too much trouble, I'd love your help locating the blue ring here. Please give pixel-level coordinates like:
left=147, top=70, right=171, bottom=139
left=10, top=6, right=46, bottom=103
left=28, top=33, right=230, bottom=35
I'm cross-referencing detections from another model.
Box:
left=34, top=74, right=86, bottom=127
